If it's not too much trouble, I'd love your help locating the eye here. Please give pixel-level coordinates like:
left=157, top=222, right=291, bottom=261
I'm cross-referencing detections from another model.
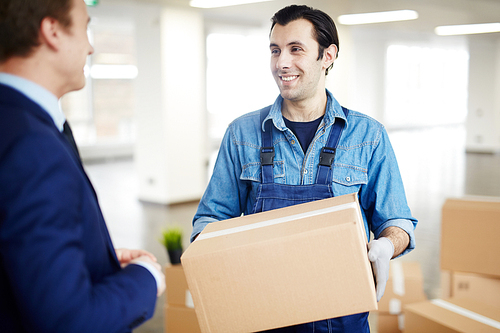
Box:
left=291, top=46, right=302, bottom=52
left=271, top=48, right=280, bottom=56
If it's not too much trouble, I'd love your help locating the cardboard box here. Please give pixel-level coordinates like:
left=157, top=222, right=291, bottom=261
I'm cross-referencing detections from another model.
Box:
left=377, top=261, right=427, bottom=314
left=440, top=270, right=452, bottom=299
left=404, top=298, right=500, bottom=332
left=165, top=306, right=201, bottom=333
left=165, top=265, right=194, bottom=308
left=181, top=193, right=377, bottom=333
left=441, top=197, right=500, bottom=277
left=164, top=265, right=201, bottom=333
left=452, top=272, right=500, bottom=308
left=377, top=313, right=404, bottom=333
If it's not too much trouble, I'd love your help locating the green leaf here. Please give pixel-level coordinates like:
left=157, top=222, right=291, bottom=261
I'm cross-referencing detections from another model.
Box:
left=159, top=227, right=183, bottom=251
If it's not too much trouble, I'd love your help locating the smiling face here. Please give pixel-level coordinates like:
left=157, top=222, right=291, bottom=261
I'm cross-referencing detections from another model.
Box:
left=270, top=18, right=333, bottom=104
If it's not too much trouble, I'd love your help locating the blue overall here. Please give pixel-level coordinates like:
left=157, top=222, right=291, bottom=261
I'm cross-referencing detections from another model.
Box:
left=253, top=107, right=370, bottom=333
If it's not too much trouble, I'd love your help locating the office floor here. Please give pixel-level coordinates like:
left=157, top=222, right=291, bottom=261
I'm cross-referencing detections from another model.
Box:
left=84, top=124, right=500, bottom=333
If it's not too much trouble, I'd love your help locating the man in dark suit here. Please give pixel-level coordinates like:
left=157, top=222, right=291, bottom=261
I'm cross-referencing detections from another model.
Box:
left=0, top=0, right=165, bottom=331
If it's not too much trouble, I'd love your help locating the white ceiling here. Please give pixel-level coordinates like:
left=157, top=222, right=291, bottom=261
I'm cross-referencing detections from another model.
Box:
left=132, top=0, right=500, bottom=35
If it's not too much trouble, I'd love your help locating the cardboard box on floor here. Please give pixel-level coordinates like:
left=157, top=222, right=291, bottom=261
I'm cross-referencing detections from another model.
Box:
left=164, top=265, right=201, bottom=333
left=165, top=306, right=201, bottom=333
left=440, top=270, right=452, bottom=299
left=181, top=193, right=377, bottom=333
left=441, top=197, right=500, bottom=277
left=404, top=298, right=500, bottom=333
left=377, top=261, right=427, bottom=314
left=165, top=265, right=194, bottom=308
left=440, top=270, right=500, bottom=309
left=374, top=261, right=426, bottom=333
left=377, top=313, right=404, bottom=333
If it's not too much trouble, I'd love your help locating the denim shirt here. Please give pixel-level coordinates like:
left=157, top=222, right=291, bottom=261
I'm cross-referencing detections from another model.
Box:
left=192, top=90, right=417, bottom=256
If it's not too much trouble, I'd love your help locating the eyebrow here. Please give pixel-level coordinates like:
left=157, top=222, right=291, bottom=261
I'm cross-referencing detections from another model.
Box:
left=269, top=41, right=306, bottom=48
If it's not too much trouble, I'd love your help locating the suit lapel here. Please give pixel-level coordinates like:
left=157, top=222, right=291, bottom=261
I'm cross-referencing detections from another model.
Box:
left=1, top=84, right=120, bottom=267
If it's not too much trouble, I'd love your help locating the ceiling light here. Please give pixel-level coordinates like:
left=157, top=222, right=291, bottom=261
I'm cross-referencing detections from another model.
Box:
left=190, top=0, right=273, bottom=9
left=338, top=10, right=418, bottom=25
left=435, top=23, right=500, bottom=36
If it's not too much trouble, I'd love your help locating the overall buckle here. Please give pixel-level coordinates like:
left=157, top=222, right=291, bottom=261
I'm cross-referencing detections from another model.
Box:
left=319, top=147, right=336, bottom=167
left=260, top=147, right=275, bottom=166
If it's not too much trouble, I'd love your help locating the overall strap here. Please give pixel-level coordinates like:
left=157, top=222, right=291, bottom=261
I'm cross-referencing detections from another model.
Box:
left=260, top=107, right=275, bottom=184
left=316, top=107, right=349, bottom=184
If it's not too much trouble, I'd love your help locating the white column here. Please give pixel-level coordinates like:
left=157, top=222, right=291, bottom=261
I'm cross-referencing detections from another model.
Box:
left=135, top=5, right=206, bottom=204
left=466, top=36, right=500, bottom=153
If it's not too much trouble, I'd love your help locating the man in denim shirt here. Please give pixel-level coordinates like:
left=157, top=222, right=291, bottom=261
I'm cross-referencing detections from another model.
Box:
left=192, top=5, right=417, bottom=332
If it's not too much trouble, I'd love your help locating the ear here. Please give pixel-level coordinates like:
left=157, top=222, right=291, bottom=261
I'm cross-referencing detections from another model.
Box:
left=322, top=44, right=338, bottom=70
left=39, top=17, right=63, bottom=51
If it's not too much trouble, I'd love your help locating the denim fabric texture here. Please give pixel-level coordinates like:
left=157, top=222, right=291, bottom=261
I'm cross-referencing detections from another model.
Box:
left=192, top=89, right=417, bottom=256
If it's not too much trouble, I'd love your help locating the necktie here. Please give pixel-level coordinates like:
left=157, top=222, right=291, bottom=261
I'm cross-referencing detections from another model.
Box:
left=62, top=121, right=80, bottom=159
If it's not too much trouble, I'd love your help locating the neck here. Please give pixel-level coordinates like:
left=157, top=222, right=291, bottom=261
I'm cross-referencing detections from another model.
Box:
left=281, top=91, right=327, bottom=122
left=0, top=54, right=62, bottom=99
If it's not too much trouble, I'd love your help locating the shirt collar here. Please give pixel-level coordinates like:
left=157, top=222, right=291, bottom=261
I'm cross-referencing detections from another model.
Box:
left=0, top=73, right=66, bottom=132
left=262, top=89, right=347, bottom=132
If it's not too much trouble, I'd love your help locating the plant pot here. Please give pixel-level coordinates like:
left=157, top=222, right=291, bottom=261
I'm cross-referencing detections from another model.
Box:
left=168, top=249, right=183, bottom=265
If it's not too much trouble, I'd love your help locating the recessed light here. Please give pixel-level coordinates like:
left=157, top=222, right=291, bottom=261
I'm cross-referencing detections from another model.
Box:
left=338, top=10, right=418, bottom=25
left=435, top=23, right=500, bottom=36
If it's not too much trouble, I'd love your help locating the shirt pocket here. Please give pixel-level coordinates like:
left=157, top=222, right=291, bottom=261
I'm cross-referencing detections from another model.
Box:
left=331, top=164, right=368, bottom=196
left=240, top=161, right=285, bottom=183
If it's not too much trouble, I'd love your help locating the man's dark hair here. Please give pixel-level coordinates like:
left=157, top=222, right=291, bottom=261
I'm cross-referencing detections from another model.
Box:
left=0, top=0, right=73, bottom=63
left=270, top=5, right=339, bottom=75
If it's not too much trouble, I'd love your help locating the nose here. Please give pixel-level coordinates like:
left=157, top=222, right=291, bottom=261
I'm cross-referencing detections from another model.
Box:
left=275, top=51, right=291, bottom=70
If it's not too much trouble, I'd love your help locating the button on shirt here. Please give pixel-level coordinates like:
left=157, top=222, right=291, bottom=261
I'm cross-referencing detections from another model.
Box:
left=193, top=89, right=417, bottom=257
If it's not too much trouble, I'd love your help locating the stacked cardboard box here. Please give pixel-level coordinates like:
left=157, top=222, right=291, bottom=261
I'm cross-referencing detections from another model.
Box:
left=374, top=261, right=427, bottom=333
left=181, top=193, right=378, bottom=333
left=441, top=270, right=500, bottom=309
left=164, top=265, right=201, bottom=333
left=404, top=298, right=500, bottom=332
left=440, top=197, right=500, bottom=277
left=404, top=196, right=500, bottom=332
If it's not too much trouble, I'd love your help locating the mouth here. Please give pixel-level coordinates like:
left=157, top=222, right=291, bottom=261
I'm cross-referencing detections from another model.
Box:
left=280, top=75, right=298, bottom=82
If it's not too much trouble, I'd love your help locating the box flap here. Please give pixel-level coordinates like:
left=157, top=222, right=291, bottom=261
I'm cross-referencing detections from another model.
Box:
left=184, top=194, right=365, bottom=257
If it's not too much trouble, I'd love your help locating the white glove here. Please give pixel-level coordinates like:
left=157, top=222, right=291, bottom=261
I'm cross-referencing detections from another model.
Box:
left=368, top=237, right=394, bottom=302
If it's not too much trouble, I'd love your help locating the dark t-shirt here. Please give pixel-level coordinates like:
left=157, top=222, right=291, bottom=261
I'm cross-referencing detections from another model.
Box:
left=283, top=116, right=324, bottom=153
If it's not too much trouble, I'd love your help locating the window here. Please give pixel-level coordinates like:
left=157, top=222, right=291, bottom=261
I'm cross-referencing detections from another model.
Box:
left=206, top=28, right=278, bottom=142
left=60, top=17, right=138, bottom=150
left=385, top=44, right=469, bottom=128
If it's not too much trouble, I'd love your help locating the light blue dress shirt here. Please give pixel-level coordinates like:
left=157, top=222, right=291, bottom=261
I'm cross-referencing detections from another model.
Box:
left=0, top=73, right=65, bottom=131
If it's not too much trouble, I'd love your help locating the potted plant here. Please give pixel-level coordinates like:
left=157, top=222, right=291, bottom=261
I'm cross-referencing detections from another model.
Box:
left=160, top=227, right=183, bottom=265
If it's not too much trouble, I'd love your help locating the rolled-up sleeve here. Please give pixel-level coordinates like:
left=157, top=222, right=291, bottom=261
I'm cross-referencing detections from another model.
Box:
left=360, top=126, right=418, bottom=257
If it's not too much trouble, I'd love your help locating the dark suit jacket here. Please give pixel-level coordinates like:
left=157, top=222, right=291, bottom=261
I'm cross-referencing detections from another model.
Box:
left=0, top=83, right=157, bottom=332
